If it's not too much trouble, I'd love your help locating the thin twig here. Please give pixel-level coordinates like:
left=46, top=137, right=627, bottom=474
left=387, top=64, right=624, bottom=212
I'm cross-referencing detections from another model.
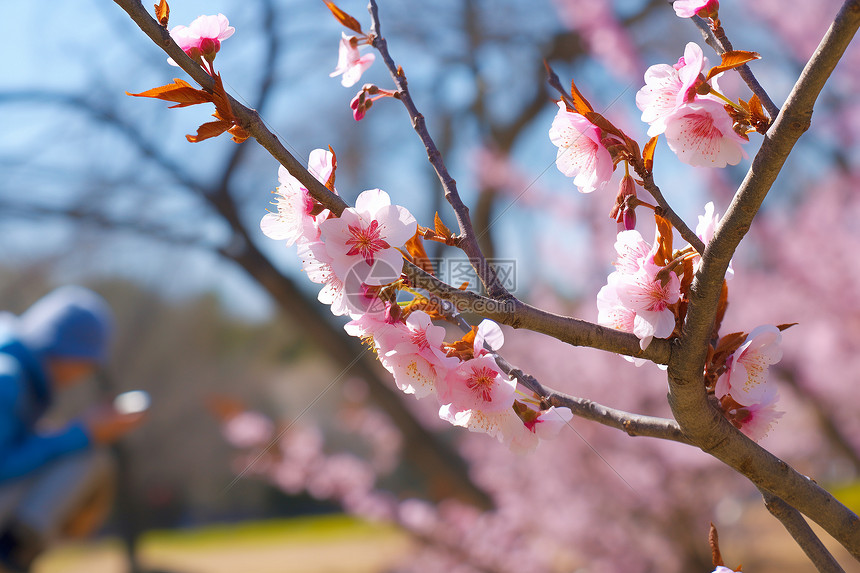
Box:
left=436, top=278, right=686, bottom=445
left=367, top=0, right=509, bottom=299
left=691, top=16, right=782, bottom=119
left=670, top=0, right=860, bottom=558
left=759, top=488, right=846, bottom=573
left=544, top=67, right=704, bottom=254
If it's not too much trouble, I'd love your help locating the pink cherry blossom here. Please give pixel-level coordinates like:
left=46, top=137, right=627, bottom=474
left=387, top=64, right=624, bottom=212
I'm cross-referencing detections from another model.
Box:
left=613, top=229, right=653, bottom=275
left=695, top=201, right=734, bottom=279
left=222, top=411, right=274, bottom=449
left=727, top=385, right=784, bottom=442
left=673, top=0, right=719, bottom=19
left=663, top=99, right=748, bottom=168
left=319, top=189, right=417, bottom=287
left=597, top=273, right=637, bottom=334
left=715, top=325, right=783, bottom=406
left=598, top=229, right=679, bottom=350
left=379, top=311, right=457, bottom=399
left=636, top=43, right=709, bottom=137
left=438, top=354, right=516, bottom=417
left=473, top=319, right=504, bottom=356
left=298, top=241, right=351, bottom=316
left=615, top=263, right=681, bottom=350
left=330, top=32, right=376, bottom=88
left=168, top=14, right=235, bottom=66
left=260, top=149, right=335, bottom=246
left=548, top=101, right=614, bottom=193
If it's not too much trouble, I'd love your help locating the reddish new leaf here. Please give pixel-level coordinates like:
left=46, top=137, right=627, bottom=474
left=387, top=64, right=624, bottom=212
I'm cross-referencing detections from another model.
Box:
left=568, top=78, right=594, bottom=115
left=186, top=120, right=232, bottom=143
left=325, top=145, right=338, bottom=191
left=705, top=50, right=761, bottom=82
left=643, top=135, right=658, bottom=172
left=127, top=78, right=211, bottom=108
left=709, top=523, right=724, bottom=567
left=748, top=94, right=771, bottom=134
left=228, top=124, right=250, bottom=144
left=323, top=1, right=363, bottom=34
left=654, top=213, right=674, bottom=266
left=154, top=0, right=169, bottom=28
left=404, top=232, right=435, bottom=275
left=434, top=211, right=452, bottom=238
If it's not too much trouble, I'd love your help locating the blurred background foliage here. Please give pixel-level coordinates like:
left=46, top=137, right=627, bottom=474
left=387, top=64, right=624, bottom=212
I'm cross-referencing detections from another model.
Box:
left=1, top=0, right=859, bottom=571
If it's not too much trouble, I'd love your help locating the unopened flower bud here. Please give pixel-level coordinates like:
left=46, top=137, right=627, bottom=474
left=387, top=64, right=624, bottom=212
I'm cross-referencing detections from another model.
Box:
left=696, top=0, right=719, bottom=19
left=611, top=174, right=638, bottom=231
left=200, top=37, right=221, bottom=61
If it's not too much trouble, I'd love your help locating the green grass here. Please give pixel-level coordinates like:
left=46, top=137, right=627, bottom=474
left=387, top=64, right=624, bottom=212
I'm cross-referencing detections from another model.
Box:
left=831, top=480, right=860, bottom=514
left=140, top=514, right=400, bottom=550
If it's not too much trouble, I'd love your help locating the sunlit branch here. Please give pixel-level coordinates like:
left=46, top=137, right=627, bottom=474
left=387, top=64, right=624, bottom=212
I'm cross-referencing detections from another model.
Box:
left=759, top=489, right=846, bottom=573
left=367, top=0, right=510, bottom=299
left=404, top=261, right=672, bottom=365
left=111, top=0, right=348, bottom=218
left=690, top=16, right=781, bottom=119
left=670, top=0, right=860, bottom=558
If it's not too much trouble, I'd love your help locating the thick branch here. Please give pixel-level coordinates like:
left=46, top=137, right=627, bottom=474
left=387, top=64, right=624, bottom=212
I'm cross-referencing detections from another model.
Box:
left=670, top=0, right=860, bottom=557
left=367, top=0, right=509, bottom=299
left=760, top=489, right=846, bottom=573
left=404, top=261, right=672, bottom=365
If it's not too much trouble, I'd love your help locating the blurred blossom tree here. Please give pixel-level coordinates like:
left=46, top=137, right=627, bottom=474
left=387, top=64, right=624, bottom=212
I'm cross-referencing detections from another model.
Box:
left=2, top=0, right=860, bottom=571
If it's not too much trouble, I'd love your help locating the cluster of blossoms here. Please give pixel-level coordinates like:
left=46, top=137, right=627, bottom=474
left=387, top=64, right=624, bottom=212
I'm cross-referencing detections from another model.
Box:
left=636, top=42, right=748, bottom=168
left=597, top=229, right=680, bottom=352
left=261, top=149, right=572, bottom=452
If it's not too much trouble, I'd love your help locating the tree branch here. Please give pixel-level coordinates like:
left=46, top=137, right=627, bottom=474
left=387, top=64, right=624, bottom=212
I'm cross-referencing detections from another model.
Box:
left=543, top=67, right=704, bottom=254
left=367, top=0, right=509, bottom=299
left=691, top=15, right=781, bottom=119
left=669, top=0, right=860, bottom=557
left=404, top=261, right=672, bottom=365
left=760, top=488, right=846, bottom=573
left=111, top=0, right=348, bottom=218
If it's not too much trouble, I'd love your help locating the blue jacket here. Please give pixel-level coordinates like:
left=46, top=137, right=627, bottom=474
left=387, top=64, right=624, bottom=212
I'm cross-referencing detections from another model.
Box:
left=0, top=334, right=90, bottom=483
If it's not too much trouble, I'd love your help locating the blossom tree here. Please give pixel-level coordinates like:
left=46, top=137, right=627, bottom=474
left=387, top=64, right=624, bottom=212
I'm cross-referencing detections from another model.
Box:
left=51, top=0, right=860, bottom=569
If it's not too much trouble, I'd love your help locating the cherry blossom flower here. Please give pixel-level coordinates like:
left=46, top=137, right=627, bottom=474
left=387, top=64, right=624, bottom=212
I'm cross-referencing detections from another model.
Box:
left=168, top=14, right=235, bottom=66
left=695, top=201, right=734, bottom=279
left=636, top=43, right=709, bottom=137
left=663, top=99, right=748, bottom=168
left=549, top=101, right=614, bottom=193
left=379, top=311, right=457, bottom=399
left=298, top=241, right=352, bottom=316
left=319, top=189, right=417, bottom=287
left=261, top=149, right=335, bottom=246
left=473, top=319, right=505, bottom=356
left=330, top=32, right=376, bottom=87
left=597, top=273, right=637, bottom=334
left=726, top=385, right=784, bottom=441
left=222, top=411, right=274, bottom=448
left=615, top=263, right=681, bottom=350
left=673, top=0, right=719, bottom=19
left=438, top=354, right=516, bottom=419
left=597, top=230, right=680, bottom=350
left=715, top=325, right=783, bottom=406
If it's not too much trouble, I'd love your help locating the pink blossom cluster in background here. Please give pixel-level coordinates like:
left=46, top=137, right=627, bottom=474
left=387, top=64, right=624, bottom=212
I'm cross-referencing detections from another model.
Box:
left=552, top=0, right=642, bottom=80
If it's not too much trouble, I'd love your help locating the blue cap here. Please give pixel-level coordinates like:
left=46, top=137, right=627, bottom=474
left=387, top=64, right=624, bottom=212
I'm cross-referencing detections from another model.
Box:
left=19, top=286, right=114, bottom=364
